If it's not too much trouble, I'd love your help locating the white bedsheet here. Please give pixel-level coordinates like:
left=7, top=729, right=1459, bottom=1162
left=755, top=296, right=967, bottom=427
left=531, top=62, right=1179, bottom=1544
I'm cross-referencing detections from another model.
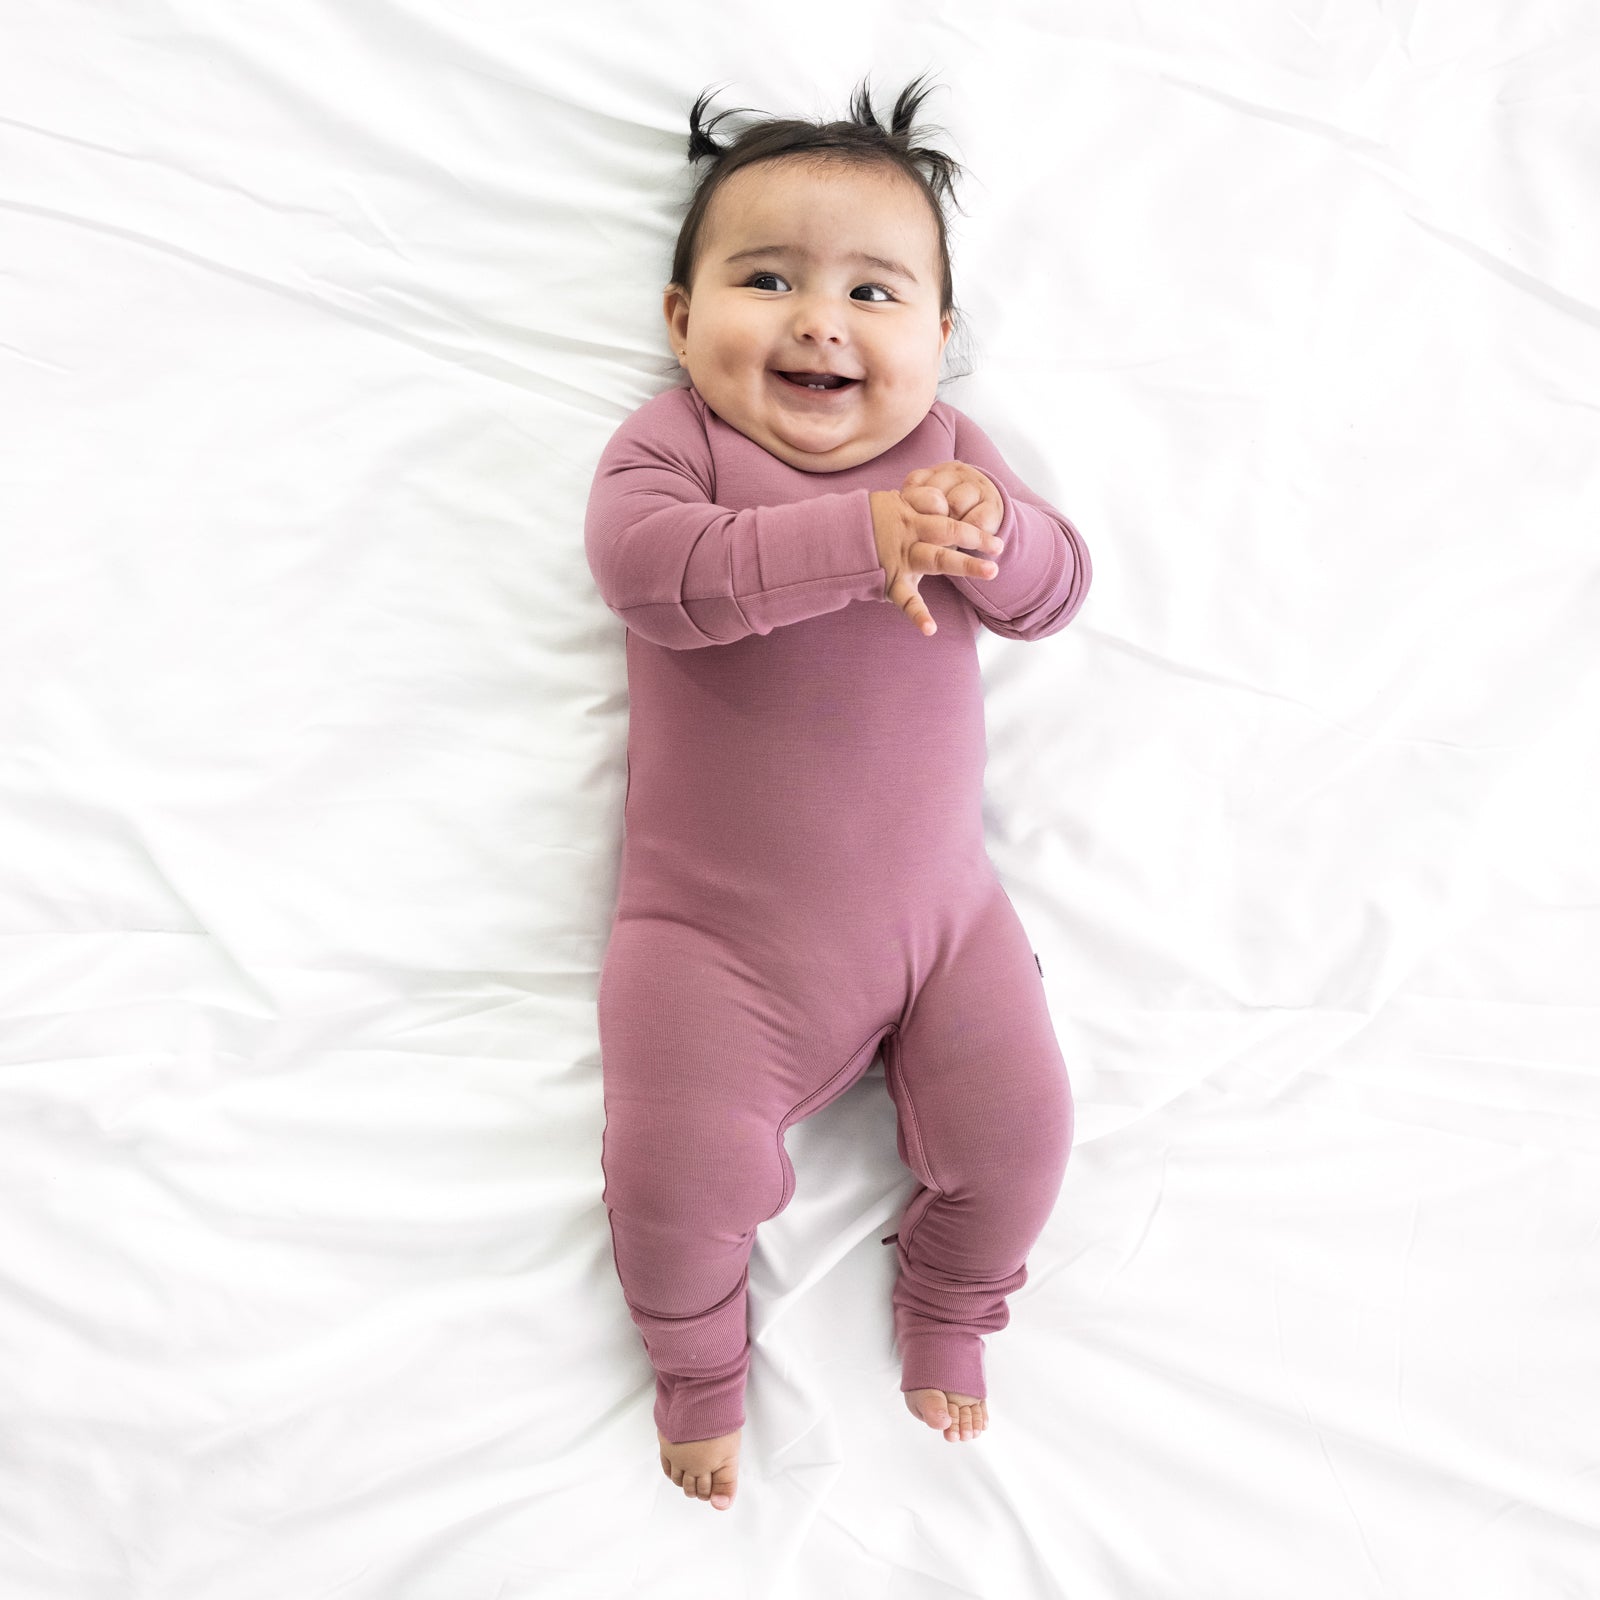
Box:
left=3, top=4, right=1597, bottom=1597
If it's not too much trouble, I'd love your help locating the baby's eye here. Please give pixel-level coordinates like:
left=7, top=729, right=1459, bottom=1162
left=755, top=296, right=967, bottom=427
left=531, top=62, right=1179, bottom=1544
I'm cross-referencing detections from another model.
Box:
left=742, top=272, right=894, bottom=303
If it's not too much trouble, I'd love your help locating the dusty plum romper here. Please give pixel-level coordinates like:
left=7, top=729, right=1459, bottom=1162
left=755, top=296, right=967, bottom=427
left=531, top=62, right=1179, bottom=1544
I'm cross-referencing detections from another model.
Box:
left=584, top=382, right=1092, bottom=1444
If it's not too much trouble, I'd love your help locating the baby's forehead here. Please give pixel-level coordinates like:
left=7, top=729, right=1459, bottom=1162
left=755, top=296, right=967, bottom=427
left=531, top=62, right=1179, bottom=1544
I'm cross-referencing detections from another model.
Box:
left=707, top=166, right=941, bottom=270
left=721, top=158, right=922, bottom=215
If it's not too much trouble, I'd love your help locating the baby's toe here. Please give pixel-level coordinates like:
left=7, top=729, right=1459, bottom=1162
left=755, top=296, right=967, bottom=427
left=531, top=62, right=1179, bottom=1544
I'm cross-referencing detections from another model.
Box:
left=944, top=1393, right=987, bottom=1442
left=905, top=1389, right=953, bottom=1430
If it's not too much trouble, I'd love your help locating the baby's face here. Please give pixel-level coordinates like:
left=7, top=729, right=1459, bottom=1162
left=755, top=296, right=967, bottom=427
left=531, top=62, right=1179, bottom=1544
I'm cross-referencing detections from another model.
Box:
left=664, top=158, right=954, bottom=473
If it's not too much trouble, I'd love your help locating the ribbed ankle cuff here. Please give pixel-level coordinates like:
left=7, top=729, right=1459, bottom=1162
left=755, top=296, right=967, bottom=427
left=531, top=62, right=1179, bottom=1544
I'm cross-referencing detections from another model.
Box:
left=653, top=1370, right=746, bottom=1444
left=897, top=1330, right=986, bottom=1399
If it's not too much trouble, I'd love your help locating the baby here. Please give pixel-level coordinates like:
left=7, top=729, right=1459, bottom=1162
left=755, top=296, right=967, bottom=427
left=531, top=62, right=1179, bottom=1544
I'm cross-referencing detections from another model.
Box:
left=584, top=73, right=1092, bottom=1512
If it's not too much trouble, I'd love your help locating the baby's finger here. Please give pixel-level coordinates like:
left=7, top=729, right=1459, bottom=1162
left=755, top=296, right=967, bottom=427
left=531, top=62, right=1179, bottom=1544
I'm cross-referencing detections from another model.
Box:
left=901, top=483, right=949, bottom=518
left=920, top=497, right=1002, bottom=552
left=888, top=572, right=937, bottom=636
left=916, top=510, right=1001, bottom=563
left=915, top=538, right=998, bottom=582
left=944, top=481, right=981, bottom=520
left=950, top=482, right=1003, bottom=537
left=947, top=489, right=998, bottom=540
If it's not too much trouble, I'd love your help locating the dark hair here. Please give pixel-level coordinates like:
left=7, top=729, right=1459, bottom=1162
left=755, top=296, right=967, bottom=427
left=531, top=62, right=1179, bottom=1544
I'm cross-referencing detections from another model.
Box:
left=664, top=72, right=972, bottom=381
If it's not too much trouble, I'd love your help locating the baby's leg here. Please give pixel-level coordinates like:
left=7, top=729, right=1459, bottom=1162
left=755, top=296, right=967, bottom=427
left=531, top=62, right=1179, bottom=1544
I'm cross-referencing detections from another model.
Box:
left=599, top=923, right=770, bottom=1448
left=600, top=995, right=759, bottom=1510
left=881, top=886, right=1074, bottom=1438
left=598, top=914, right=889, bottom=1501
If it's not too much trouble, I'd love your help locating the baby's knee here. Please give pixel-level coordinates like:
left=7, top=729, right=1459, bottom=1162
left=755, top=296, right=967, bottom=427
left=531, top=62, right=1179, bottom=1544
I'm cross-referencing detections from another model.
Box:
left=602, top=1113, right=780, bottom=1230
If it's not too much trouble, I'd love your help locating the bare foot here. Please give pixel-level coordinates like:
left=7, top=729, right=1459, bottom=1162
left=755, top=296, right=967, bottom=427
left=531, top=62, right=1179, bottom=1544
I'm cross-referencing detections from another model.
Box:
left=657, top=1427, right=741, bottom=1510
left=905, top=1388, right=988, bottom=1443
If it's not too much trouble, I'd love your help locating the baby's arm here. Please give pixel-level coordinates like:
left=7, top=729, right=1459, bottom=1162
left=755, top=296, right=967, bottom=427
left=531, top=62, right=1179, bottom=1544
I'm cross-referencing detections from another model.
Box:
left=584, top=392, right=883, bottom=649
left=942, top=408, right=1092, bottom=643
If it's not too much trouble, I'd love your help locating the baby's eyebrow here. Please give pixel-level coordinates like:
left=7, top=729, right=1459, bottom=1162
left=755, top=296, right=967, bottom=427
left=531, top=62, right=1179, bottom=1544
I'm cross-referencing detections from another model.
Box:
left=723, top=245, right=918, bottom=285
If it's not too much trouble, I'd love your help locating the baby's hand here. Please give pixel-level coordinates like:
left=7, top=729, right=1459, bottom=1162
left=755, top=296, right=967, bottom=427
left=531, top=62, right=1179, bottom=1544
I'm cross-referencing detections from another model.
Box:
left=868, top=468, right=1005, bottom=638
left=899, top=461, right=1004, bottom=540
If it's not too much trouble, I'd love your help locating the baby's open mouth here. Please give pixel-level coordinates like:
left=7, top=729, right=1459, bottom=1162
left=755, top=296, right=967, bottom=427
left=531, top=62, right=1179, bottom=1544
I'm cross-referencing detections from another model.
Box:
left=775, top=371, right=858, bottom=390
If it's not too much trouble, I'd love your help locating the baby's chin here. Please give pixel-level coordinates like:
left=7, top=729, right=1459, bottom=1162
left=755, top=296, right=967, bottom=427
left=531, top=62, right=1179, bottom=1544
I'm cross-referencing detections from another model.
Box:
left=751, top=412, right=920, bottom=475
left=759, top=430, right=891, bottom=474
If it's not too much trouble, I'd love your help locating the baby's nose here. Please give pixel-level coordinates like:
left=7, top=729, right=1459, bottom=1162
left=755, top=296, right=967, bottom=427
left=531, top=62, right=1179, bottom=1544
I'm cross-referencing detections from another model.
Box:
left=789, top=302, right=847, bottom=342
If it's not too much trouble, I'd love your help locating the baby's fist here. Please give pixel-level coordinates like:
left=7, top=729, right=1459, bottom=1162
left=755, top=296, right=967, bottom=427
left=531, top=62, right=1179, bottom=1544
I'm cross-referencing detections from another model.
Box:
left=900, top=462, right=1004, bottom=539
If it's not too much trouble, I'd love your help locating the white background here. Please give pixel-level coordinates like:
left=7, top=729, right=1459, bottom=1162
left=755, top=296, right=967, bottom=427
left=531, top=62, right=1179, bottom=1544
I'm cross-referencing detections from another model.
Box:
left=2, top=2, right=1597, bottom=1596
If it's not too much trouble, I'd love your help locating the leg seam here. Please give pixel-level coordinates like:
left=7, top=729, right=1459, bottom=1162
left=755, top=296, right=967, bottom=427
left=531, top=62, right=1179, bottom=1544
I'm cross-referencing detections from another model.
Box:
left=884, top=1024, right=939, bottom=1195
left=766, top=1025, right=893, bottom=1222
left=883, top=1025, right=944, bottom=1255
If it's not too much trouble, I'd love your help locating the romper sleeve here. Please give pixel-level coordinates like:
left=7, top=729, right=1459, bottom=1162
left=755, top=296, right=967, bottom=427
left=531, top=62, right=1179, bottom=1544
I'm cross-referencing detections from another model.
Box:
left=584, top=390, right=887, bottom=649
left=942, top=406, right=1092, bottom=642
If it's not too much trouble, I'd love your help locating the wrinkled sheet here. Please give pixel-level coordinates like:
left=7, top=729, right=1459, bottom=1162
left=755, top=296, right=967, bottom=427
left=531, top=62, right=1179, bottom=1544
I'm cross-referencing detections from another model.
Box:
left=2, top=4, right=1597, bottom=1598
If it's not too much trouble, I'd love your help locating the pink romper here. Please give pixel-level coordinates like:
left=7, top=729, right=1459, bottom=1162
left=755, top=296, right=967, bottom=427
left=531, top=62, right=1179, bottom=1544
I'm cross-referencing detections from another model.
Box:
left=585, top=382, right=1092, bottom=1443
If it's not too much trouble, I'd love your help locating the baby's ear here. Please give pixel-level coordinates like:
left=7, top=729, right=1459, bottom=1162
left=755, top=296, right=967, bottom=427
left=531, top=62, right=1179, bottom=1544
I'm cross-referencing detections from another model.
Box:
left=662, top=284, right=690, bottom=347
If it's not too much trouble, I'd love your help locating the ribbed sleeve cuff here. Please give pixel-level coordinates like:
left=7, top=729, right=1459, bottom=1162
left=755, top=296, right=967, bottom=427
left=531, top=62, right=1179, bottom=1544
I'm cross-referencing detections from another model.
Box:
left=750, top=488, right=881, bottom=593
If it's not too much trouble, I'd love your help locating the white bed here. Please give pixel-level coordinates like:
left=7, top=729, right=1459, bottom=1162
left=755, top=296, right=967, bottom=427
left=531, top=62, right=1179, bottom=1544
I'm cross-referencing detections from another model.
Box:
left=3, top=4, right=1597, bottom=1597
